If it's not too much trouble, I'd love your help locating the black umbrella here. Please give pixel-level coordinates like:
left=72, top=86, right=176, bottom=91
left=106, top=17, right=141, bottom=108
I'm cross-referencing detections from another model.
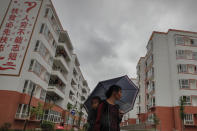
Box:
left=84, top=75, right=139, bottom=113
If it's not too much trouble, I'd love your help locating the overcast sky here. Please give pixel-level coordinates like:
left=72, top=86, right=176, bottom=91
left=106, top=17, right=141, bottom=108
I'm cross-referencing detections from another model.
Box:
left=52, top=0, right=197, bottom=90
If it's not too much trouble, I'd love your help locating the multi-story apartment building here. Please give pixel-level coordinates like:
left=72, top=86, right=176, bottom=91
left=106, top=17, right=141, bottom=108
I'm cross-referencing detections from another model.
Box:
left=0, top=0, right=90, bottom=130
left=136, top=57, right=147, bottom=124
left=121, top=78, right=139, bottom=126
left=137, top=29, right=197, bottom=131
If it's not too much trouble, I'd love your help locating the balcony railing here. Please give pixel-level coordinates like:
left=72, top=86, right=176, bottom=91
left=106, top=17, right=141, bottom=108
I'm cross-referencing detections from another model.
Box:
left=48, top=83, right=65, bottom=93
left=43, top=114, right=62, bottom=123
left=15, top=113, right=28, bottom=119
left=184, top=120, right=194, bottom=125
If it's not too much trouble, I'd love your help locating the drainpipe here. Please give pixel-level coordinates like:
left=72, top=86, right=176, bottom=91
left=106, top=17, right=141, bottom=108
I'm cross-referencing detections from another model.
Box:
left=23, top=86, right=36, bottom=131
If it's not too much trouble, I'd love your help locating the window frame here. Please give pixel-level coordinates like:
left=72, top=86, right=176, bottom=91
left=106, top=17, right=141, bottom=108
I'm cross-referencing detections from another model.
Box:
left=179, top=79, right=189, bottom=89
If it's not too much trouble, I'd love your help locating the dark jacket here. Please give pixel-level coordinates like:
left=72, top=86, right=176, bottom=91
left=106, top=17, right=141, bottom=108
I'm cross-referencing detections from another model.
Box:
left=94, top=100, right=122, bottom=131
left=87, top=109, right=97, bottom=131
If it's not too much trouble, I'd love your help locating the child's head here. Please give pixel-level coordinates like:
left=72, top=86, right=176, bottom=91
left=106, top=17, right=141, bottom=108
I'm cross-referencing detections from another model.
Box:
left=105, top=85, right=122, bottom=100
left=91, top=96, right=101, bottom=109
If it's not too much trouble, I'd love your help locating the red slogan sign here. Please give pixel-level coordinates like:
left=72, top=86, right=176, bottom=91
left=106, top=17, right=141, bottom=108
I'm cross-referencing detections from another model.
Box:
left=0, top=0, right=42, bottom=75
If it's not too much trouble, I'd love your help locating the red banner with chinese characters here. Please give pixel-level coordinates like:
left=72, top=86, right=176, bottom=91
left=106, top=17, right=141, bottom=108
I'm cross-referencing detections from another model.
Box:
left=0, top=0, right=42, bottom=76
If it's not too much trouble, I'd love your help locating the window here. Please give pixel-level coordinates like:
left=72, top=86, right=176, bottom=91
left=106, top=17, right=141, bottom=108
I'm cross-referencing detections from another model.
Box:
left=44, top=8, right=49, bottom=17
left=179, top=79, right=189, bottom=89
left=23, top=80, right=29, bottom=93
left=15, top=104, right=29, bottom=119
left=195, top=66, right=197, bottom=73
left=44, top=110, right=62, bottom=123
left=51, top=15, right=55, bottom=24
left=44, top=25, right=49, bottom=36
left=181, top=96, right=191, bottom=105
left=147, top=114, right=154, bottom=124
left=27, top=81, right=36, bottom=95
left=184, top=114, right=194, bottom=125
left=152, top=97, right=155, bottom=106
left=21, top=104, right=29, bottom=118
left=34, top=61, right=42, bottom=75
left=29, top=60, right=35, bottom=71
left=34, top=40, right=40, bottom=51
left=35, top=41, right=53, bottom=66
left=175, top=36, right=185, bottom=45
left=52, top=40, right=57, bottom=49
left=40, top=24, right=45, bottom=33
left=44, top=72, right=50, bottom=83
left=176, top=50, right=186, bottom=59
left=40, top=89, right=46, bottom=101
left=16, top=104, right=22, bottom=114
left=39, top=42, right=47, bottom=57
left=147, top=68, right=154, bottom=78
left=191, top=39, right=197, bottom=46
left=146, top=55, right=153, bottom=67
left=152, top=81, right=155, bottom=89
left=178, top=64, right=187, bottom=73
left=192, top=52, right=197, bottom=60
left=48, top=56, right=54, bottom=66
left=23, top=80, right=37, bottom=96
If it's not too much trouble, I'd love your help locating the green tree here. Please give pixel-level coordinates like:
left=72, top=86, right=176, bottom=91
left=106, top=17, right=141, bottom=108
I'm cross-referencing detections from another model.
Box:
left=179, top=97, right=185, bottom=131
left=77, top=104, right=84, bottom=128
left=41, top=121, right=54, bottom=131
left=66, top=103, right=73, bottom=126
left=30, top=102, right=44, bottom=119
left=72, top=103, right=77, bottom=127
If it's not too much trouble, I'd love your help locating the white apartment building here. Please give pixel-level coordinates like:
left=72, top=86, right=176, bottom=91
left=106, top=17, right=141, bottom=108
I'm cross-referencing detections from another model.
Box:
left=137, top=29, right=197, bottom=131
left=136, top=57, right=147, bottom=124
left=0, top=0, right=90, bottom=130
left=121, top=78, right=139, bottom=126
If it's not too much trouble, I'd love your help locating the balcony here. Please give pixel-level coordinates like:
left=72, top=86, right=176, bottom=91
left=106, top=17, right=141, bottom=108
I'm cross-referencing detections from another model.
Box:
left=48, top=75, right=66, bottom=99
left=15, top=113, right=28, bottom=119
left=47, top=85, right=65, bottom=99
left=69, top=95, right=76, bottom=102
left=54, top=53, right=70, bottom=73
left=51, top=70, right=67, bottom=85
left=83, top=80, right=88, bottom=86
left=56, top=43, right=71, bottom=61
left=71, top=79, right=77, bottom=91
left=69, top=91, right=76, bottom=104
left=58, top=31, right=74, bottom=54
left=52, top=62, right=68, bottom=81
left=82, top=88, right=87, bottom=94
left=57, top=42, right=72, bottom=60
left=184, top=120, right=194, bottom=125
left=81, top=95, right=86, bottom=101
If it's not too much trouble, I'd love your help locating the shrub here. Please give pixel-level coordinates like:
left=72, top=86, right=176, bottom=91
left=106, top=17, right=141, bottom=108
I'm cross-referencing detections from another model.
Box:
left=0, top=122, right=11, bottom=131
left=41, top=121, right=54, bottom=131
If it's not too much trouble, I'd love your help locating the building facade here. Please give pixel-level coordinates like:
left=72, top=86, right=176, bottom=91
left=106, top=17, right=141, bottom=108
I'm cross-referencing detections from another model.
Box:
left=121, top=78, right=139, bottom=126
left=137, top=29, right=197, bottom=131
left=0, top=0, right=90, bottom=130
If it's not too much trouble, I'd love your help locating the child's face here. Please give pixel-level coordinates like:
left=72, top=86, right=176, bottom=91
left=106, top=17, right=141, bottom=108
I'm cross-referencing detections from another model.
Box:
left=92, top=99, right=99, bottom=109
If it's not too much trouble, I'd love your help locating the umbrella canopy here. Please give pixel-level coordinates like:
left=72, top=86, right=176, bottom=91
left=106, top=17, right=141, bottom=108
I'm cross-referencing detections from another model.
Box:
left=84, top=75, right=139, bottom=114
